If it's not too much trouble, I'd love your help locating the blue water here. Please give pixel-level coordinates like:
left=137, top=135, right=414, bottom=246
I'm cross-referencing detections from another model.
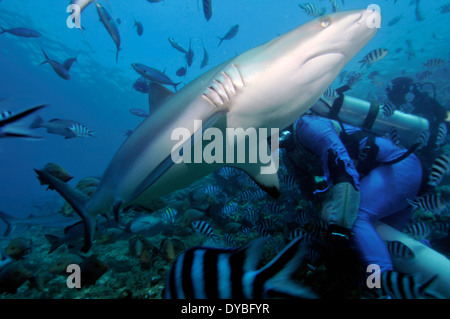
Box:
left=0, top=1, right=449, bottom=237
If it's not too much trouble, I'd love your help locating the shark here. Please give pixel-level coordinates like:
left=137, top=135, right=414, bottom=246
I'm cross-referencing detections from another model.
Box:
left=35, top=9, right=380, bottom=252
left=0, top=210, right=80, bottom=237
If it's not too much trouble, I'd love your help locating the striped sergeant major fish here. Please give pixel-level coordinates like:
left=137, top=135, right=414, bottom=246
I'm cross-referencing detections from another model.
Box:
left=322, top=87, right=339, bottom=100
left=281, top=175, right=299, bottom=188
left=406, top=193, right=447, bottom=215
left=440, top=3, right=450, bottom=14
left=238, top=189, right=256, bottom=201
left=217, top=166, right=237, bottom=179
left=69, top=123, right=95, bottom=138
left=375, top=270, right=442, bottom=299
left=386, top=127, right=401, bottom=146
left=220, top=202, right=238, bottom=217
left=404, top=221, right=431, bottom=240
left=253, top=225, right=271, bottom=239
left=263, top=202, right=282, bottom=215
left=161, top=208, right=178, bottom=224
left=345, top=72, right=363, bottom=87
left=386, top=240, right=415, bottom=260
left=428, top=153, right=450, bottom=187
left=223, top=233, right=236, bottom=247
left=191, top=220, right=220, bottom=241
left=203, top=185, right=222, bottom=196
left=435, top=123, right=448, bottom=150
left=414, top=130, right=430, bottom=151
left=381, top=103, right=396, bottom=118
left=163, top=236, right=316, bottom=299
left=422, top=58, right=445, bottom=69
left=295, top=209, right=311, bottom=226
left=298, top=3, right=326, bottom=17
left=242, top=206, right=260, bottom=225
left=359, top=48, right=388, bottom=68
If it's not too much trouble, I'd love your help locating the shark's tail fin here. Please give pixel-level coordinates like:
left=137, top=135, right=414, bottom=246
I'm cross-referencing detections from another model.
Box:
left=0, top=105, right=47, bottom=139
left=0, top=210, right=15, bottom=236
left=34, top=169, right=94, bottom=252
left=255, top=236, right=317, bottom=299
left=217, top=36, right=224, bottom=47
left=0, top=27, right=5, bottom=35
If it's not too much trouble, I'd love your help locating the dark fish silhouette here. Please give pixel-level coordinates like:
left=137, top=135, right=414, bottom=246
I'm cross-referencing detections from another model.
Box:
left=203, top=0, right=212, bottom=21
left=40, top=49, right=71, bottom=80
left=96, top=3, right=121, bottom=63
left=217, top=24, right=239, bottom=47
left=0, top=27, right=41, bottom=38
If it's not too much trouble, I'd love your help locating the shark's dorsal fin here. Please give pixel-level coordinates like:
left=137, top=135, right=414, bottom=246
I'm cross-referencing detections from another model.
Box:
left=148, top=82, right=174, bottom=113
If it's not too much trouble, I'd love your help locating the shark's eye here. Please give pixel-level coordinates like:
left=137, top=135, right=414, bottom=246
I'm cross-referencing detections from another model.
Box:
left=320, top=18, right=330, bottom=28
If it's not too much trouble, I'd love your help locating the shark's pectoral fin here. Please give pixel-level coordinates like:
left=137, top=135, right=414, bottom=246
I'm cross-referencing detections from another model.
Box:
left=127, top=106, right=229, bottom=204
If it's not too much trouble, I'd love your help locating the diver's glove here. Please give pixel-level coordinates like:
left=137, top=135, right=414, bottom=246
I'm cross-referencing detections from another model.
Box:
left=320, top=181, right=360, bottom=230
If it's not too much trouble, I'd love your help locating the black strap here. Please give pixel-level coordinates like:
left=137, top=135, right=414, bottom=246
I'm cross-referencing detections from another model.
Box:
left=329, top=85, right=351, bottom=120
left=362, top=101, right=380, bottom=130
left=380, top=143, right=420, bottom=166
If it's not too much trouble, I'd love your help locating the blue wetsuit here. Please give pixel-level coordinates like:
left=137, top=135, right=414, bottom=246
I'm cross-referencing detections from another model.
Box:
left=294, top=115, right=423, bottom=272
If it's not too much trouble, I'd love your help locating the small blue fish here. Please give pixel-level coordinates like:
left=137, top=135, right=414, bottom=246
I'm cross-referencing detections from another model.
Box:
left=191, top=220, right=220, bottom=241
left=134, top=19, right=143, bottom=36
left=132, top=63, right=181, bottom=90
left=185, top=39, right=194, bottom=67
left=200, top=40, right=209, bottom=69
left=217, top=25, right=239, bottom=47
left=176, top=66, right=187, bottom=77
left=202, top=0, right=213, bottom=21
left=40, top=49, right=71, bottom=80
left=96, top=3, right=121, bottom=63
left=0, top=27, right=41, bottom=38
left=129, top=108, right=149, bottom=118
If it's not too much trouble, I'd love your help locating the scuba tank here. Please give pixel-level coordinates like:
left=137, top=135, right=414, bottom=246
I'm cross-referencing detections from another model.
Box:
left=310, top=93, right=429, bottom=148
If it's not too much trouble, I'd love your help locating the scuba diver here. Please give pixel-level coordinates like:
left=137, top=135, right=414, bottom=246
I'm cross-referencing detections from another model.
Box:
left=279, top=89, right=430, bottom=297
left=387, top=76, right=448, bottom=155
